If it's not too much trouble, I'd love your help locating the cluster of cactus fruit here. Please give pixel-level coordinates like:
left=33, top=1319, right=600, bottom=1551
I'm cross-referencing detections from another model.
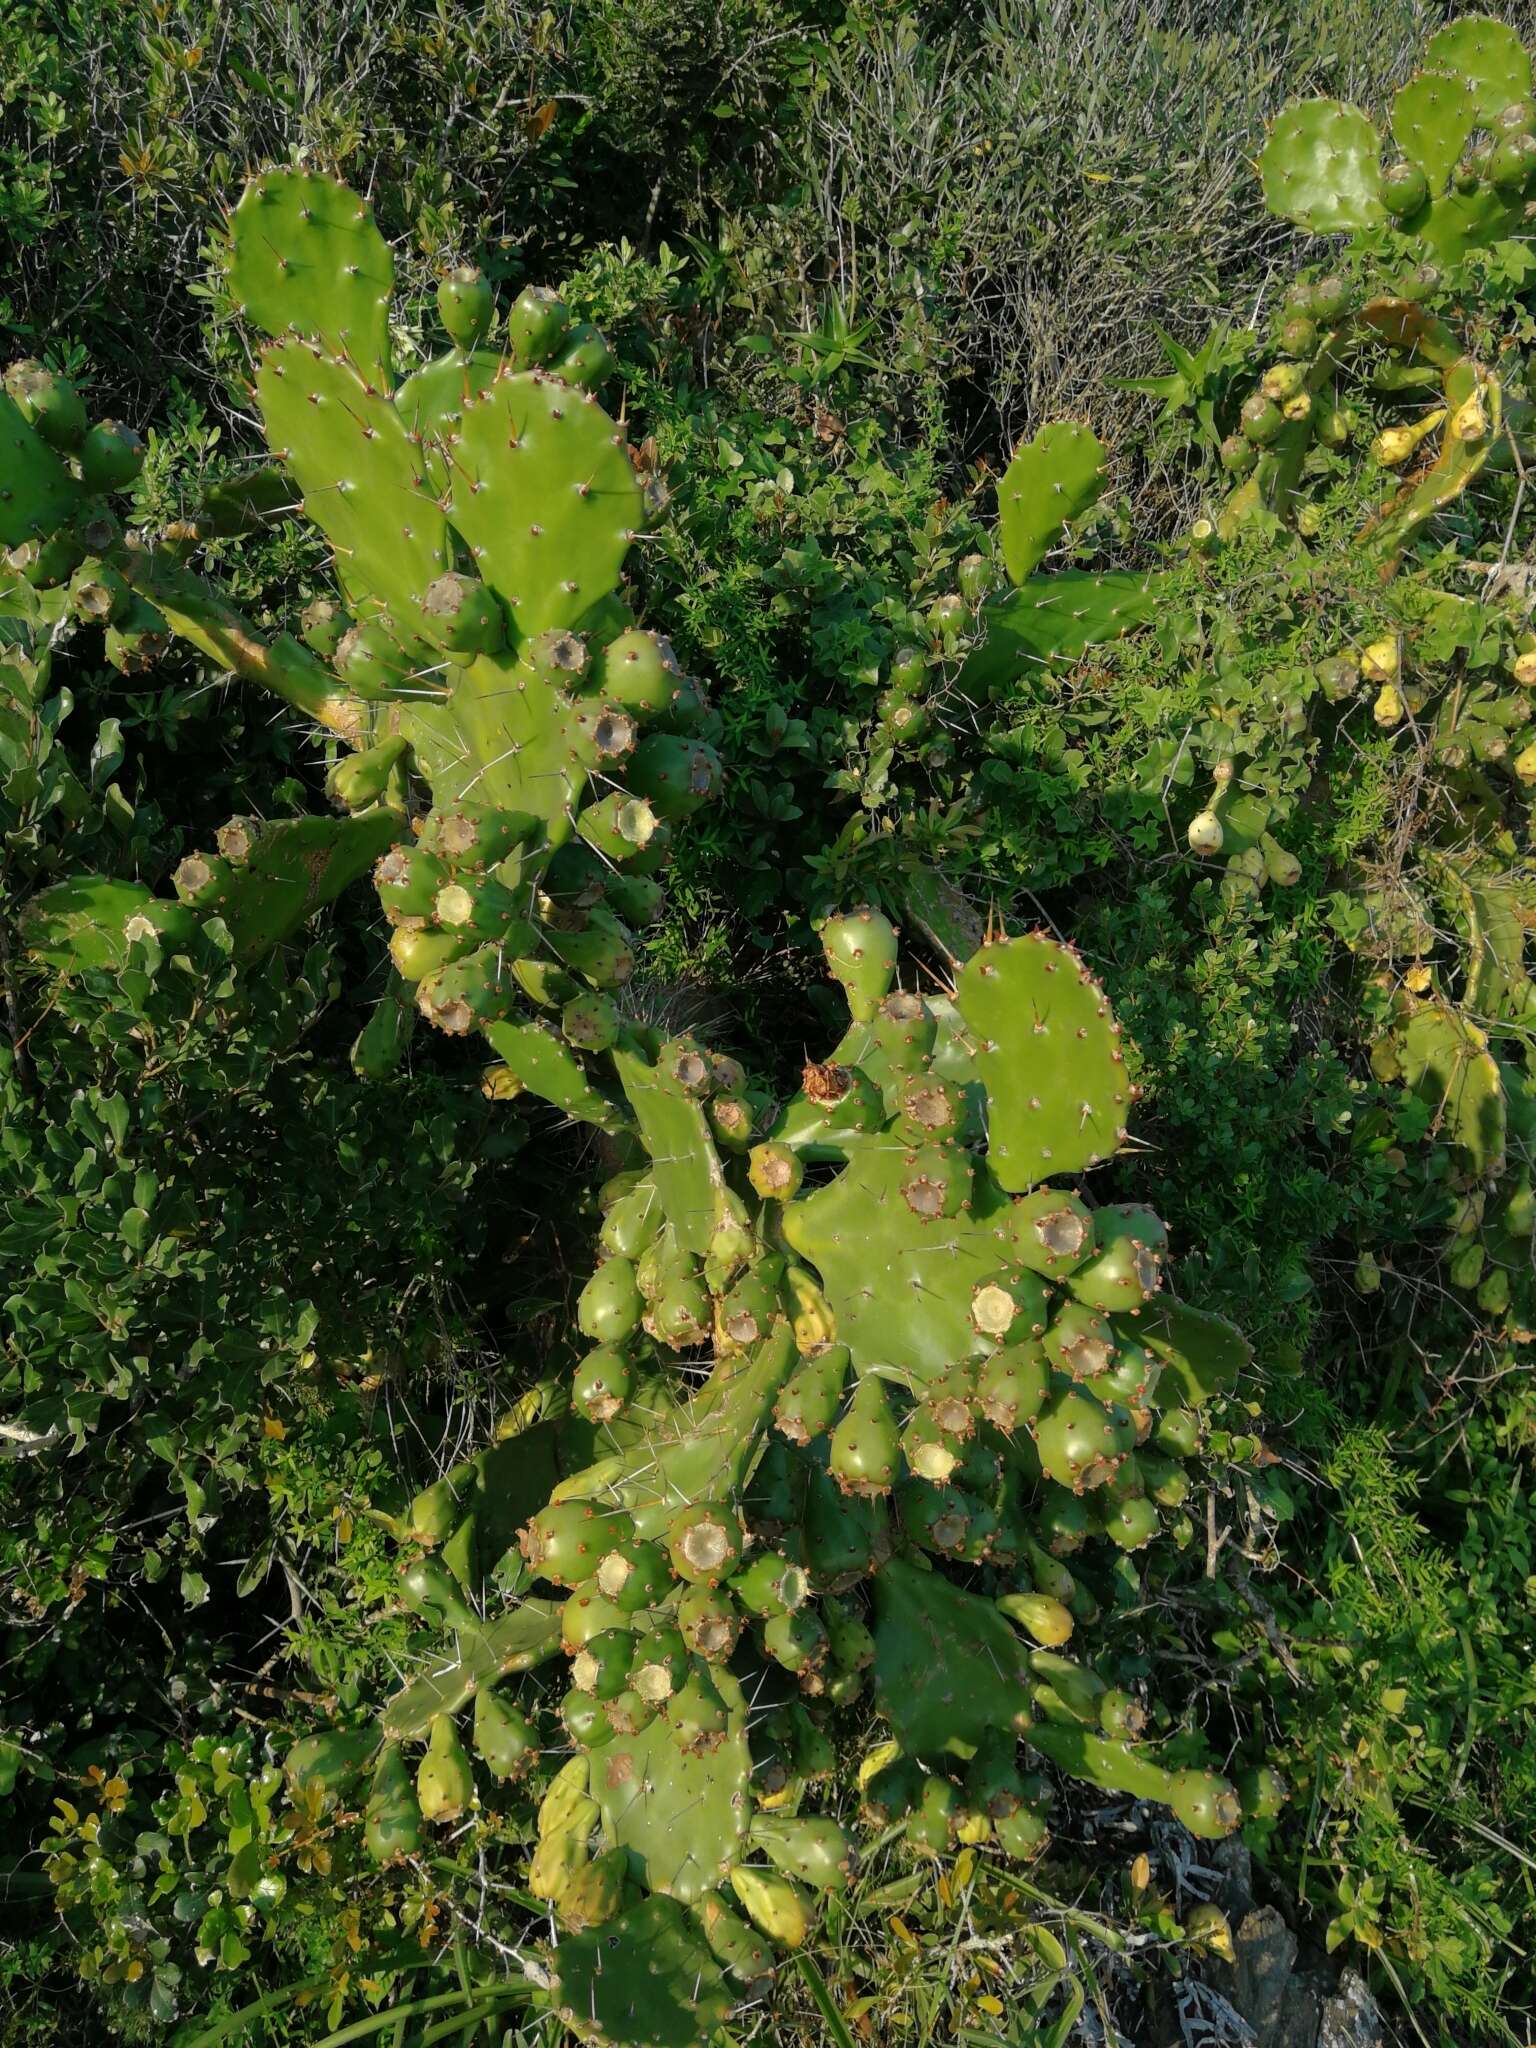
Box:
left=277, top=904, right=1272, bottom=2045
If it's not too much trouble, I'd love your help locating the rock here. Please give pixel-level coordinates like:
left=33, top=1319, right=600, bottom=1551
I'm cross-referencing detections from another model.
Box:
left=1210, top=1904, right=1297, bottom=2045
left=1317, top=1969, right=1383, bottom=2048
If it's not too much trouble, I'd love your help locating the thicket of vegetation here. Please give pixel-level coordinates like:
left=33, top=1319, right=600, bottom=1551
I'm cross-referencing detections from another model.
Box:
left=4, top=5, right=1536, bottom=2046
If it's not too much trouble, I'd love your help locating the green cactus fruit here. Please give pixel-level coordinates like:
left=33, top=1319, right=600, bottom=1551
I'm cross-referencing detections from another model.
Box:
left=997, top=419, right=1106, bottom=585
left=901, top=1407, right=965, bottom=1483
left=1135, top=1448, right=1190, bottom=1508
left=548, top=908, right=636, bottom=991
left=649, top=1273, right=714, bottom=1349
left=1035, top=1486, right=1093, bottom=1555
left=562, top=1584, right=632, bottom=1650
left=416, top=945, right=523, bottom=1035
left=819, top=905, right=900, bottom=1023
left=372, top=841, right=447, bottom=925
left=822, top=1595, right=876, bottom=1674
left=871, top=989, right=938, bottom=1066
left=1259, top=98, right=1386, bottom=232
left=351, top=976, right=418, bottom=1081
left=804, top=1463, right=891, bottom=1584
left=1010, top=1189, right=1095, bottom=1276
left=553, top=1843, right=630, bottom=1932
left=1236, top=1765, right=1289, bottom=1821
left=603, top=1688, right=657, bottom=1738
left=572, top=1345, right=634, bottom=1424
left=469, top=1687, right=538, bottom=1782
left=714, top=1267, right=781, bottom=1353
left=577, top=1256, right=644, bottom=1345
left=1067, top=1205, right=1167, bottom=1311
left=749, top=1141, right=805, bottom=1201
left=830, top=1374, right=902, bottom=1496
left=328, top=735, right=409, bottom=812
left=398, top=1554, right=478, bottom=1630
left=730, top=1551, right=810, bottom=1619
left=729, top=1866, right=811, bottom=1949
left=363, top=1741, right=425, bottom=1864
left=678, top=1585, right=744, bottom=1662
left=627, top=1625, right=689, bottom=1706
left=67, top=558, right=129, bottom=623
left=416, top=1713, right=475, bottom=1823
left=994, top=1801, right=1051, bottom=1859
left=1098, top=1688, right=1148, bottom=1740
left=1101, top=1493, right=1159, bottom=1551
left=4, top=360, right=87, bottom=449
left=577, top=791, right=661, bottom=864
left=437, top=265, right=494, bottom=350
left=774, top=1345, right=850, bottom=1444
left=593, top=628, right=686, bottom=715
left=599, top=1181, right=662, bottom=1261
left=1154, top=1405, right=1201, bottom=1458
left=895, top=1072, right=965, bottom=1144
left=898, top=1142, right=972, bottom=1220
left=1240, top=392, right=1283, bottom=447
left=523, top=1499, right=635, bottom=1589
left=976, top=1341, right=1050, bottom=1432
left=663, top=1661, right=731, bottom=1751
left=439, top=1509, right=478, bottom=1592
left=1023, top=1538, right=1076, bottom=1605
left=561, top=1686, right=617, bottom=1750
left=551, top=320, right=617, bottom=390
left=1043, top=1301, right=1116, bottom=1380
left=759, top=1605, right=829, bottom=1681
left=421, top=570, right=505, bottom=659
left=624, top=733, right=723, bottom=819
left=1172, top=1770, right=1244, bottom=1838
left=573, top=1627, right=637, bottom=1701
left=590, top=1537, right=670, bottom=1618
left=282, top=1727, right=376, bottom=1813
left=1033, top=1384, right=1127, bottom=1493
left=504, top=284, right=572, bottom=368
left=666, top=1503, right=745, bottom=1585
left=898, top=1477, right=978, bottom=1558
left=607, top=873, right=667, bottom=927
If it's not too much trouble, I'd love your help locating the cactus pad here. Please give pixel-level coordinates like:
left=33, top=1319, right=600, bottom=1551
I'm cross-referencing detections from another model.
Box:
left=254, top=341, right=449, bottom=646
left=1424, top=14, right=1531, bottom=117
left=551, top=1895, right=731, bottom=2047
left=954, top=933, right=1129, bottom=1190
left=0, top=394, right=82, bottom=548
left=442, top=372, right=642, bottom=637
left=228, top=168, right=394, bottom=386
left=997, top=421, right=1106, bottom=585
left=1392, top=70, right=1478, bottom=192
left=593, top=1667, right=752, bottom=1901
left=1259, top=100, right=1386, bottom=232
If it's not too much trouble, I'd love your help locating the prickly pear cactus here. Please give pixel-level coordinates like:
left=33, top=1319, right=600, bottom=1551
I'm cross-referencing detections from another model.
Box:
left=12, top=168, right=717, bottom=1052
left=1174, top=20, right=1536, bottom=1342
left=349, top=905, right=1269, bottom=2044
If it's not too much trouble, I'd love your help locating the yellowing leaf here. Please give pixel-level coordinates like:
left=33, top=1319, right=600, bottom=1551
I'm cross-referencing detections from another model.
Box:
left=888, top=1916, right=918, bottom=1948
left=262, top=1416, right=287, bottom=1440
